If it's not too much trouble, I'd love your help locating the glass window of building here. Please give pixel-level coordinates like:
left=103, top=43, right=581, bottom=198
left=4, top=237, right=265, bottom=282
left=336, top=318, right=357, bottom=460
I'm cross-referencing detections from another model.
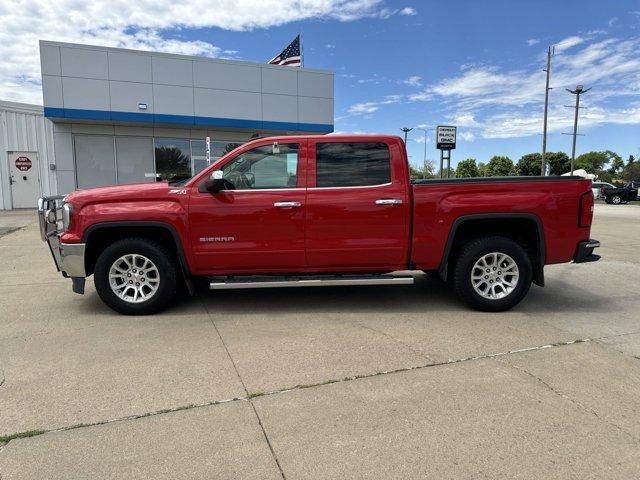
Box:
left=116, top=137, right=154, bottom=184
left=211, top=141, right=243, bottom=163
left=315, top=142, right=391, bottom=188
left=154, top=138, right=191, bottom=182
left=74, top=135, right=116, bottom=189
left=222, top=144, right=298, bottom=189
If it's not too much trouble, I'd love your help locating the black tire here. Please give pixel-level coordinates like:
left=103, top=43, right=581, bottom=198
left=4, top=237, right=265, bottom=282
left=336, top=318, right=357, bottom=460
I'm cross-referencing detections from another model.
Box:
left=94, top=237, right=178, bottom=315
left=452, top=236, right=532, bottom=312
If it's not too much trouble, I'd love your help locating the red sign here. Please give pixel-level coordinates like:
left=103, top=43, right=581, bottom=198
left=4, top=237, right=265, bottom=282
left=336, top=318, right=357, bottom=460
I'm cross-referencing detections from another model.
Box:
left=15, top=156, right=32, bottom=172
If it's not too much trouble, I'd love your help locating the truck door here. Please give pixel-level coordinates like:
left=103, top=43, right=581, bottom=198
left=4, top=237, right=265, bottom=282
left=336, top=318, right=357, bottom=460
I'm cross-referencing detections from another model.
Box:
left=189, top=140, right=307, bottom=274
left=305, top=139, right=410, bottom=270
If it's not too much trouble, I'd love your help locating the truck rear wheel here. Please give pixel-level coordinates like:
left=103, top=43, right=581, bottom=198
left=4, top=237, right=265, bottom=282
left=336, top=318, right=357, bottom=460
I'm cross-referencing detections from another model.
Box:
left=94, top=237, right=177, bottom=315
left=452, top=236, right=532, bottom=312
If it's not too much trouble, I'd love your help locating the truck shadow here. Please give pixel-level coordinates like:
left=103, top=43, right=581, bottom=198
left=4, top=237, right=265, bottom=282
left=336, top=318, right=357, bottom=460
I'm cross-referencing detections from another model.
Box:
left=187, top=273, right=614, bottom=316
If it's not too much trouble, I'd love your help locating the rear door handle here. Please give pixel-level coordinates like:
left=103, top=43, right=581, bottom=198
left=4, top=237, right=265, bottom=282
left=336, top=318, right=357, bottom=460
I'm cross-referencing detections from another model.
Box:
left=274, top=201, right=301, bottom=208
left=375, top=199, right=403, bottom=205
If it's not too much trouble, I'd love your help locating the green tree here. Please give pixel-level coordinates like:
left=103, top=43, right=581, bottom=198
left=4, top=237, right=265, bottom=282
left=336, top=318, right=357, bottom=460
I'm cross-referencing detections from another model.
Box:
left=517, top=153, right=542, bottom=176
left=409, top=161, right=436, bottom=180
left=485, top=156, right=515, bottom=177
left=546, top=152, right=571, bottom=175
left=621, top=161, right=640, bottom=182
left=606, top=151, right=624, bottom=176
left=575, top=151, right=610, bottom=174
left=436, top=167, right=456, bottom=178
left=455, top=158, right=480, bottom=178
left=477, top=162, right=488, bottom=177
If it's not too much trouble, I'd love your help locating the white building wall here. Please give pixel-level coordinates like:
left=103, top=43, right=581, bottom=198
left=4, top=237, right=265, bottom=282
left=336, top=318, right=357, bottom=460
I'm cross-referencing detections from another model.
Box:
left=0, top=101, right=56, bottom=210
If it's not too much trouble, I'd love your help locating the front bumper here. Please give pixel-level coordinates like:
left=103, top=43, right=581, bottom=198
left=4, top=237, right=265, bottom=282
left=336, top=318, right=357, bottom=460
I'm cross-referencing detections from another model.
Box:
left=38, top=196, right=87, bottom=293
left=573, top=239, right=601, bottom=263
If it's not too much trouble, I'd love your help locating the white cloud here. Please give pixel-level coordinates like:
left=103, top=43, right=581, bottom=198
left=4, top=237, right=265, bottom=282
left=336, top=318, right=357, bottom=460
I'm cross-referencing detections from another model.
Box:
left=0, top=0, right=394, bottom=103
left=526, top=38, right=540, bottom=46
left=399, top=7, right=417, bottom=16
left=403, top=75, right=422, bottom=87
left=326, top=44, right=336, bottom=49
left=608, top=17, right=618, bottom=27
left=408, top=34, right=640, bottom=138
left=458, top=131, right=476, bottom=142
left=345, top=94, right=401, bottom=116
left=348, top=102, right=380, bottom=114
left=554, top=35, right=586, bottom=52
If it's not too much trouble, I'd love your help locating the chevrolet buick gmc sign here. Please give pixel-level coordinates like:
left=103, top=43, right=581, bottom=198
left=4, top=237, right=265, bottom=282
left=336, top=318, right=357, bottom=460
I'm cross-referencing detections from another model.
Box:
left=436, top=126, right=456, bottom=150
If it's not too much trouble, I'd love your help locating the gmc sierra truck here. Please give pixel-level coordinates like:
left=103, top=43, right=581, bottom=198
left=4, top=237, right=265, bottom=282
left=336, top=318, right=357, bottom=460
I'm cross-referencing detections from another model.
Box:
left=38, top=135, right=600, bottom=315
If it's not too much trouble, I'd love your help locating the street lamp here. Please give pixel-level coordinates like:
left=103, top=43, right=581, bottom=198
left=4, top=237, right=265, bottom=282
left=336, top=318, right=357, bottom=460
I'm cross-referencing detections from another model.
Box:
left=400, top=127, right=413, bottom=144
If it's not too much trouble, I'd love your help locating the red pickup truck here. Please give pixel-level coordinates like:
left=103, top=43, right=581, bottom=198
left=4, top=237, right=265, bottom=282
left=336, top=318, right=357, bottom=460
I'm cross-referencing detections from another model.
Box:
left=38, top=135, right=600, bottom=315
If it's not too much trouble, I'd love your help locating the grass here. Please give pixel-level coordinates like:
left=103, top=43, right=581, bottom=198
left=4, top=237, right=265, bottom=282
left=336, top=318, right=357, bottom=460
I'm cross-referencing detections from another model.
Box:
left=0, top=430, right=47, bottom=444
left=247, top=391, right=265, bottom=399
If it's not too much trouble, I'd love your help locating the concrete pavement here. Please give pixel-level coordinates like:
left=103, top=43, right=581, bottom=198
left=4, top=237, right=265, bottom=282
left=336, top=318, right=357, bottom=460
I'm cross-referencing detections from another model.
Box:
left=1, top=204, right=639, bottom=479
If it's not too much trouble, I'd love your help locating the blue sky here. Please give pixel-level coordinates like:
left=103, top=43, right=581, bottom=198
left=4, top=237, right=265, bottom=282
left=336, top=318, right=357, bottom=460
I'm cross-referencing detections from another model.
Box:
left=2, top=0, right=639, bottom=169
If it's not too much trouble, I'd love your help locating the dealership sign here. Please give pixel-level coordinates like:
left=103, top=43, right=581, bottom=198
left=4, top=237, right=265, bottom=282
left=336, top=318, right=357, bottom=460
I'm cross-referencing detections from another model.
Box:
left=15, top=156, right=32, bottom=171
left=436, top=126, right=456, bottom=150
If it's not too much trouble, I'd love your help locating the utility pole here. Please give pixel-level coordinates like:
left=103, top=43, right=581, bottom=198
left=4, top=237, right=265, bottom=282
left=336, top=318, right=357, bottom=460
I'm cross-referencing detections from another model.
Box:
left=566, top=85, right=590, bottom=175
left=541, top=45, right=554, bottom=176
left=401, top=127, right=413, bottom=145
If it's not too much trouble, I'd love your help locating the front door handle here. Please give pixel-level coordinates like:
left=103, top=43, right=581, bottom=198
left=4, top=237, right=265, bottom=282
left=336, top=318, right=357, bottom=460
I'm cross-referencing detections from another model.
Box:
left=375, top=199, right=403, bottom=205
left=274, top=201, right=301, bottom=208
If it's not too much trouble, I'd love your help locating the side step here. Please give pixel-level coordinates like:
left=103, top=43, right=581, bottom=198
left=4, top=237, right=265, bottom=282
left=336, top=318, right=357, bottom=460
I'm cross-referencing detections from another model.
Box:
left=209, top=274, right=414, bottom=290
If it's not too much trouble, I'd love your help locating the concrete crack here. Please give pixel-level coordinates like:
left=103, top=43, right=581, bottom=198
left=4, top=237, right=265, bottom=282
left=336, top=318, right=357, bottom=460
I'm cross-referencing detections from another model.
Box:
left=507, top=362, right=640, bottom=444
left=0, top=337, right=592, bottom=451
left=202, top=300, right=287, bottom=480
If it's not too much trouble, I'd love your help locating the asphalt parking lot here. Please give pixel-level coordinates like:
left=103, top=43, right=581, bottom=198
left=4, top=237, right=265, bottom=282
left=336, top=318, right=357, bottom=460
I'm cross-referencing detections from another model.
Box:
left=1, top=204, right=639, bottom=479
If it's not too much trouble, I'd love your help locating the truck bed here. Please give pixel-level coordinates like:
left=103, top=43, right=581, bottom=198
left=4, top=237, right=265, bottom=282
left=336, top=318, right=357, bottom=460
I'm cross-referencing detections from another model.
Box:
left=410, top=176, right=593, bottom=271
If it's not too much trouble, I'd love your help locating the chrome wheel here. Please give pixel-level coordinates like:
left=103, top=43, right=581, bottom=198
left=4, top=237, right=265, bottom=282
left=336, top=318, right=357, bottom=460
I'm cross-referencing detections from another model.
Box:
left=471, top=252, right=519, bottom=300
left=611, top=195, right=622, bottom=204
left=108, top=254, right=160, bottom=304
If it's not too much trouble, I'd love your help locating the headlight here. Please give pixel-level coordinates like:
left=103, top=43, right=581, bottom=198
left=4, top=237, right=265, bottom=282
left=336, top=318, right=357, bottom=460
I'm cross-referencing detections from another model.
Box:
left=62, top=203, right=73, bottom=231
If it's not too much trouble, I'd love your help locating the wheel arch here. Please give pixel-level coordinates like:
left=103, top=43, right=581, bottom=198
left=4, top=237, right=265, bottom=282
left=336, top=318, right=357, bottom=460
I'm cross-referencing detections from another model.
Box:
left=83, top=221, right=191, bottom=280
left=438, top=213, right=545, bottom=286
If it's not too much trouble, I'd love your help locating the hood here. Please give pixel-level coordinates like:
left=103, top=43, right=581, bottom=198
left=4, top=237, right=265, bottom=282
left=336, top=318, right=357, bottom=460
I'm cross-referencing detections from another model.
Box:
left=65, top=182, right=173, bottom=208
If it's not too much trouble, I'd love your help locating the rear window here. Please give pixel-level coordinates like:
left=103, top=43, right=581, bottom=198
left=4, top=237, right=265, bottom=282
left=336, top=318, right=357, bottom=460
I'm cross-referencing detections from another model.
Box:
left=315, top=142, right=391, bottom=187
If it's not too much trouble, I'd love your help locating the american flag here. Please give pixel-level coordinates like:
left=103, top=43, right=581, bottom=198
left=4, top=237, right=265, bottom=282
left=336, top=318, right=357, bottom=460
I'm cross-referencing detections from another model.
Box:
left=267, top=35, right=302, bottom=67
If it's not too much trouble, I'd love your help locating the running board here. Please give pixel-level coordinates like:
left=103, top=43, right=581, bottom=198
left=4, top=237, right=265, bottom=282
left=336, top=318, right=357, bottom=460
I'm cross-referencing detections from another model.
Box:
left=209, top=274, right=414, bottom=290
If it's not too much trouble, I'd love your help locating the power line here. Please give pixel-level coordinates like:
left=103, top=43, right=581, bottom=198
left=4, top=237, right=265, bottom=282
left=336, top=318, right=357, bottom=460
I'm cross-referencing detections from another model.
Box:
left=565, top=85, right=591, bottom=175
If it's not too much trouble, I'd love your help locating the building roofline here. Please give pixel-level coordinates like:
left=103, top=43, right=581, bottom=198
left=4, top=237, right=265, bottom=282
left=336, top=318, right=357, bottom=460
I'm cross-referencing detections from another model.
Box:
left=39, top=40, right=333, bottom=75
left=0, top=100, right=44, bottom=114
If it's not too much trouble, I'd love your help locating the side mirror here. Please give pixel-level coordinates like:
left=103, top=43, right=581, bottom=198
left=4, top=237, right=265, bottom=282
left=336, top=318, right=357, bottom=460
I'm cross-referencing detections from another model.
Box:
left=199, top=170, right=227, bottom=193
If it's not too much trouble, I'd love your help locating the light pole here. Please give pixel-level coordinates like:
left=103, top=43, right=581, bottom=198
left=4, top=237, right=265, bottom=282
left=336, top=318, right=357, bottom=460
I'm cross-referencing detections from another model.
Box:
left=417, top=127, right=428, bottom=178
left=566, top=84, right=590, bottom=175
left=401, top=127, right=413, bottom=145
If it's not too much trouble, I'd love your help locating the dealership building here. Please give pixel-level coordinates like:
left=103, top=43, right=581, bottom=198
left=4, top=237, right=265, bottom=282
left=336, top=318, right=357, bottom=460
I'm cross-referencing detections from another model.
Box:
left=0, top=40, right=334, bottom=209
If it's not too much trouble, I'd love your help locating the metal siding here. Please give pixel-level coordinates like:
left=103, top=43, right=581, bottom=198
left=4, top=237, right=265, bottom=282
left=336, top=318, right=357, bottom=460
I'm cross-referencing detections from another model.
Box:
left=41, top=42, right=333, bottom=132
left=0, top=103, right=56, bottom=209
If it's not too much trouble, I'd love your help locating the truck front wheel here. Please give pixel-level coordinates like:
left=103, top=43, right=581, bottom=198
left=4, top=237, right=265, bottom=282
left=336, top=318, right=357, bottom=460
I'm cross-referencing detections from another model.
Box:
left=452, top=236, right=532, bottom=312
left=94, top=237, right=178, bottom=315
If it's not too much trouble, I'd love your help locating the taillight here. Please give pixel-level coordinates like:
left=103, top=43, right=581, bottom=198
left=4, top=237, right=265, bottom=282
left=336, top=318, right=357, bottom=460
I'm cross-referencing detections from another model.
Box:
left=579, top=191, right=594, bottom=227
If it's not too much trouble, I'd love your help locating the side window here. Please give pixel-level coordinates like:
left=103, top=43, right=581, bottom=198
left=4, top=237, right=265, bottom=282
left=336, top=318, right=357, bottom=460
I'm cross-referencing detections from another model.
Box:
left=221, top=144, right=299, bottom=189
left=316, top=142, right=391, bottom=187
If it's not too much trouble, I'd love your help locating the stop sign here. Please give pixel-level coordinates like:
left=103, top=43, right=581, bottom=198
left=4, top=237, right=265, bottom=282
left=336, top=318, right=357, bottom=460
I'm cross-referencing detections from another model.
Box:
left=15, top=156, right=32, bottom=172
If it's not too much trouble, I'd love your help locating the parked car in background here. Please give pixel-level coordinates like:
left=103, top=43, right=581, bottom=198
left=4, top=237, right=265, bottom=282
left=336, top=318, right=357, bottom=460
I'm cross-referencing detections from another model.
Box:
left=629, top=181, right=640, bottom=199
left=602, top=184, right=639, bottom=204
left=592, top=181, right=615, bottom=199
